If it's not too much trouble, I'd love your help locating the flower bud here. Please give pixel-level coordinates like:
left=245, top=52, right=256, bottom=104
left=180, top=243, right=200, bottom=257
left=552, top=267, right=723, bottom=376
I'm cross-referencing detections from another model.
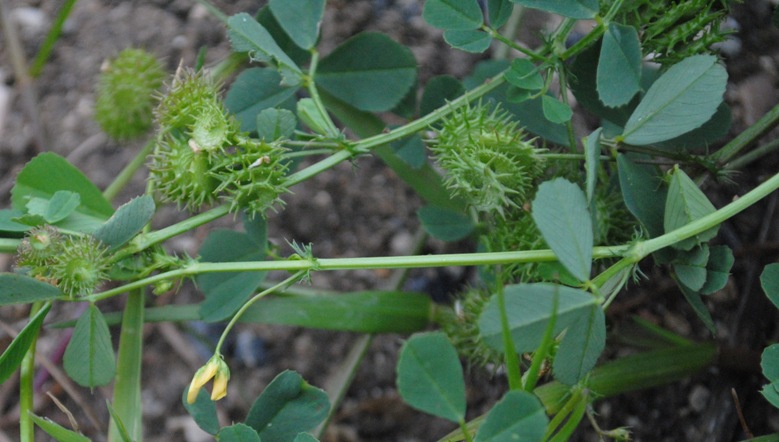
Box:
left=187, top=354, right=230, bottom=404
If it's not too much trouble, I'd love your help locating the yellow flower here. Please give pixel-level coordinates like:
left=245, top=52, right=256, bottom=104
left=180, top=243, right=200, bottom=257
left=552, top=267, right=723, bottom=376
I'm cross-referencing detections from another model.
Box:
left=187, top=355, right=230, bottom=404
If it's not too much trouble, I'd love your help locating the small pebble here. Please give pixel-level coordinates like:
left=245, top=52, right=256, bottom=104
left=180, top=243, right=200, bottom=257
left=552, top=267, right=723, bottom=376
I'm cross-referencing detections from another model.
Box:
left=688, top=384, right=710, bottom=413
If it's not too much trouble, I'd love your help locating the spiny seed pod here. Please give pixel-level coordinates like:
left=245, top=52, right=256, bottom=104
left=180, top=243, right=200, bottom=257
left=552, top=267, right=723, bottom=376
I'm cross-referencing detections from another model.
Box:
left=149, top=133, right=220, bottom=211
left=213, top=140, right=290, bottom=218
left=49, top=235, right=109, bottom=298
left=613, top=0, right=732, bottom=64
left=482, top=209, right=547, bottom=283
left=440, top=288, right=504, bottom=367
left=155, top=68, right=233, bottom=140
left=95, top=48, right=166, bottom=140
left=17, top=225, right=62, bottom=268
left=430, top=103, right=545, bottom=217
left=592, top=184, right=636, bottom=246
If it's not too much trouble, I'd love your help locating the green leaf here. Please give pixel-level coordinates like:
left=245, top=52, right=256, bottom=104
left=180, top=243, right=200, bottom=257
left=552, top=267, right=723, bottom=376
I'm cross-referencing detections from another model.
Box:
left=505, top=59, right=543, bottom=91
left=29, top=414, right=90, bottom=442
left=570, top=42, right=637, bottom=126
left=474, top=390, right=548, bottom=442
left=506, top=86, right=532, bottom=103
left=268, top=0, right=325, bottom=50
left=0, top=209, right=30, bottom=234
left=597, top=23, right=641, bottom=107
left=487, top=0, right=513, bottom=28
left=245, top=370, right=330, bottom=441
left=0, top=303, right=50, bottom=383
left=11, top=153, right=113, bottom=233
left=512, top=0, right=598, bottom=19
left=423, top=0, right=484, bottom=30
left=317, top=32, right=417, bottom=112
left=396, top=332, right=466, bottom=423
left=678, top=283, right=716, bottom=335
left=420, top=75, right=466, bottom=117
left=257, top=7, right=312, bottom=67
left=240, top=290, right=432, bottom=333
left=654, top=102, right=732, bottom=152
left=390, top=134, right=427, bottom=169
left=541, top=95, right=572, bottom=124
left=699, top=245, right=734, bottom=295
left=25, top=190, right=81, bottom=224
left=762, top=344, right=779, bottom=381
left=63, top=303, right=116, bottom=387
left=182, top=386, right=220, bottom=435
left=0, top=273, right=63, bottom=305
left=616, top=154, right=667, bottom=238
left=761, top=382, right=779, bottom=409
left=553, top=305, right=606, bottom=385
left=417, top=205, right=474, bottom=241
left=294, top=433, right=319, bottom=442
left=479, top=283, right=597, bottom=353
left=531, top=178, right=593, bottom=281
left=227, top=13, right=303, bottom=86
left=664, top=166, right=718, bottom=251
left=93, top=196, right=155, bottom=249
left=197, top=229, right=267, bottom=322
left=443, top=29, right=492, bottom=53
left=256, top=108, right=297, bottom=141
left=761, top=263, right=779, bottom=311
left=673, top=245, right=710, bottom=292
left=622, top=55, right=727, bottom=145
left=218, top=423, right=261, bottom=442
left=584, top=128, right=602, bottom=204
left=225, top=67, right=298, bottom=133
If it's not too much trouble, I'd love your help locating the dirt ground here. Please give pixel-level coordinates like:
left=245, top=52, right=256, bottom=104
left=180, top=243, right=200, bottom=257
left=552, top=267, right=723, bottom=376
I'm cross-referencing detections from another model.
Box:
left=2, top=1, right=779, bottom=441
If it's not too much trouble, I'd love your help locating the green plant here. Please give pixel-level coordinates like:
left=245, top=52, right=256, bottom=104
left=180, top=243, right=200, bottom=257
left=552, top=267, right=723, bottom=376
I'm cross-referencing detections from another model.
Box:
left=2, top=0, right=779, bottom=441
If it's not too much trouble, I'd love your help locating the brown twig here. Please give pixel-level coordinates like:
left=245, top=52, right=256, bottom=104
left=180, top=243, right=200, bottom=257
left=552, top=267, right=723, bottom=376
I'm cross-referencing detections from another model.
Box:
left=730, top=388, right=754, bottom=439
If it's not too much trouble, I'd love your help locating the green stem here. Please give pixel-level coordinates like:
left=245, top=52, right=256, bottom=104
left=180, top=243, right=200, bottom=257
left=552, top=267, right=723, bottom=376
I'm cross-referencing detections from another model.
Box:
left=711, top=101, right=779, bottom=165
left=103, top=137, right=156, bottom=203
left=305, top=50, right=341, bottom=138
left=548, top=390, right=588, bottom=442
left=214, top=272, right=305, bottom=353
left=19, top=301, right=46, bottom=442
left=459, top=419, right=474, bottom=442
left=87, top=247, right=628, bottom=302
left=556, top=64, right=578, bottom=152
left=484, top=25, right=544, bottom=62
left=112, top=205, right=230, bottom=262
left=543, top=388, right=581, bottom=440
left=523, top=289, right=558, bottom=392
left=496, top=280, right=522, bottom=390
left=108, top=289, right=145, bottom=442
left=356, top=73, right=507, bottom=151
left=559, top=16, right=606, bottom=61
left=29, top=0, right=77, bottom=77
left=724, top=136, right=779, bottom=171
left=0, top=238, right=20, bottom=253
left=92, top=169, right=779, bottom=303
